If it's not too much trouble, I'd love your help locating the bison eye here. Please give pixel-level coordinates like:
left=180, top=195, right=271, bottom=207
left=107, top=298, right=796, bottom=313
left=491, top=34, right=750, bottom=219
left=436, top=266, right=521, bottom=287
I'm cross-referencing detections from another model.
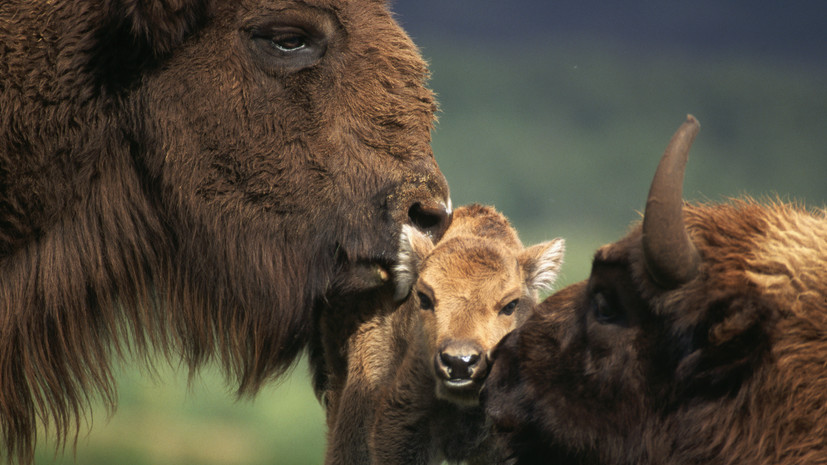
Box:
left=271, top=33, right=308, bottom=52
left=247, top=23, right=329, bottom=73
left=417, top=292, right=434, bottom=311
left=500, top=299, right=520, bottom=316
left=592, top=292, right=621, bottom=323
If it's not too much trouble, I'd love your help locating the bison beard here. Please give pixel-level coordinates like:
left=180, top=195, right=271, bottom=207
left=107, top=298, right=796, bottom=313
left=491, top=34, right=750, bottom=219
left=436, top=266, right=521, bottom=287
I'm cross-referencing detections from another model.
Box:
left=0, top=0, right=450, bottom=462
left=486, top=116, right=827, bottom=464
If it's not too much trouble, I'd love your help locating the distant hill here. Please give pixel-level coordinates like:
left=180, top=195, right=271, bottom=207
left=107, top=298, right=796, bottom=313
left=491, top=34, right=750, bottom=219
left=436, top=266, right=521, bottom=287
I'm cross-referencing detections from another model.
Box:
left=392, top=0, right=826, bottom=65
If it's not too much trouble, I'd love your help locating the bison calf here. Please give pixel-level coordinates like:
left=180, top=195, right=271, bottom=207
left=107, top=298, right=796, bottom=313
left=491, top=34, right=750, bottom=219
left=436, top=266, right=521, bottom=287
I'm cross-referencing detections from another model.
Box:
left=316, top=204, right=564, bottom=464
left=485, top=115, right=827, bottom=465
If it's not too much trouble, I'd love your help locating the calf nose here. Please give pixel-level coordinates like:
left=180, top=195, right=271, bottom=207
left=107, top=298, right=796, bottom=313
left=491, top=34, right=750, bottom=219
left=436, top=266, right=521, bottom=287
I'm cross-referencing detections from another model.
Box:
left=408, top=201, right=451, bottom=241
left=436, top=343, right=487, bottom=381
left=438, top=352, right=480, bottom=380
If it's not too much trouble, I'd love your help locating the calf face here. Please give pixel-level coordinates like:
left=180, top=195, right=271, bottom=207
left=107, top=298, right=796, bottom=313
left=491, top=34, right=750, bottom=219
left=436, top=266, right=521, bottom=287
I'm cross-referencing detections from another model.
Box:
left=397, top=205, right=565, bottom=406
left=317, top=204, right=565, bottom=465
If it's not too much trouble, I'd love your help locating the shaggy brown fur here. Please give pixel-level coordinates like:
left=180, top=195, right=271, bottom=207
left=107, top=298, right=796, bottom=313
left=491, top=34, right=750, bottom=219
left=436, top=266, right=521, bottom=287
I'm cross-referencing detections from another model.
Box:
left=486, top=123, right=827, bottom=464
left=0, top=1, right=450, bottom=462
left=314, top=205, right=564, bottom=464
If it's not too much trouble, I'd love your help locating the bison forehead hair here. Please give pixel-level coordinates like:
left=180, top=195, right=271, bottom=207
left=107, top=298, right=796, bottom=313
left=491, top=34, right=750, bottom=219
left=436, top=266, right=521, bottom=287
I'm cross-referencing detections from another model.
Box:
left=0, top=0, right=450, bottom=462
left=486, top=117, right=827, bottom=465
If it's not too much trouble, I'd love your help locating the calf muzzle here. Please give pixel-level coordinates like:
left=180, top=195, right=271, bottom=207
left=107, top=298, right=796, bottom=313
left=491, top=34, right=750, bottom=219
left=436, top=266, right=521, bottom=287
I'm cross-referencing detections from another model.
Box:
left=435, top=342, right=489, bottom=385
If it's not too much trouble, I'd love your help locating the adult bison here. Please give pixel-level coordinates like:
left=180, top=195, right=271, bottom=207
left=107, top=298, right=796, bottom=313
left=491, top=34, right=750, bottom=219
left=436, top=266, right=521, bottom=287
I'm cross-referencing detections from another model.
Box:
left=0, top=0, right=450, bottom=462
left=486, top=116, right=827, bottom=464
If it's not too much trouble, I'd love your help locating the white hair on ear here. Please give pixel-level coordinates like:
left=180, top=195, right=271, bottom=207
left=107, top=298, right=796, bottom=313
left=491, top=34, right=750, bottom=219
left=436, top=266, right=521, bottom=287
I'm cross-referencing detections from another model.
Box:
left=521, top=238, right=566, bottom=295
left=394, top=224, right=433, bottom=301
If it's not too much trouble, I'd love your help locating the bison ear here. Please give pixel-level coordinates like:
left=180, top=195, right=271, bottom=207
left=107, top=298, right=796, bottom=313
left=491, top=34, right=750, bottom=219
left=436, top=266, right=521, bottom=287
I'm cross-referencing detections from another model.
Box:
left=394, top=225, right=435, bottom=301
left=519, top=238, right=565, bottom=297
left=105, top=0, right=211, bottom=58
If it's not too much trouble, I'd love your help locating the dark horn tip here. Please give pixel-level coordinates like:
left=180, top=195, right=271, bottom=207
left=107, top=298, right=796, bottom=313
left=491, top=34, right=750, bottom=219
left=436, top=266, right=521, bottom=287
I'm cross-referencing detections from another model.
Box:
left=674, top=115, right=701, bottom=148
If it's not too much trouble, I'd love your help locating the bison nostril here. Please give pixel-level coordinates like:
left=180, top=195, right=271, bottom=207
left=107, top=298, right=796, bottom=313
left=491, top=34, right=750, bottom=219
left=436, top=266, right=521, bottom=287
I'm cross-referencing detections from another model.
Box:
left=408, top=202, right=450, bottom=239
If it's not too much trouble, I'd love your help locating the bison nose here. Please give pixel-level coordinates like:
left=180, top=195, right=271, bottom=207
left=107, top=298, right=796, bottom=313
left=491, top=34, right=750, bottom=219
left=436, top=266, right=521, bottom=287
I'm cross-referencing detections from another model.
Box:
left=408, top=201, right=451, bottom=241
left=436, top=345, right=487, bottom=381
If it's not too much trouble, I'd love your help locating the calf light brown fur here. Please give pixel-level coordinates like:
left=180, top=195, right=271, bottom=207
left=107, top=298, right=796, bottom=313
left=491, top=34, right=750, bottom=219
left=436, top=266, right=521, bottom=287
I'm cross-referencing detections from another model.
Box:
left=314, top=204, right=564, bottom=464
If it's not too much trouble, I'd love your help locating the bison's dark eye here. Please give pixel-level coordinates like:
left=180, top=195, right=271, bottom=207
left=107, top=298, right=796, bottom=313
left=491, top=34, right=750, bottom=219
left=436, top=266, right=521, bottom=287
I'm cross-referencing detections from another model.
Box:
left=270, top=31, right=308, bottom=52
left=500, top=299, right=519, bottom=316
left=417, top=292, right=434, bottom=311
left=592, top=292, right=621, bottom=324
left=247, top=23, right=329, bottom=73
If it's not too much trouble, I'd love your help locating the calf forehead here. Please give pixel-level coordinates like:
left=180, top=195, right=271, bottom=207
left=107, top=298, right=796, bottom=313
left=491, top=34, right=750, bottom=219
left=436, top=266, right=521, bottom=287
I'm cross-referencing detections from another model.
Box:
left=422, top=241, right=522, bottom=299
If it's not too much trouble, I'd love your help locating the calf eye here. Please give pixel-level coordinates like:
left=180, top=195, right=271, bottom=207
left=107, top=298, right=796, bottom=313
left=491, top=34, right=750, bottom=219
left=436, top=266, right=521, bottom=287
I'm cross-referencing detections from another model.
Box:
left=500, top=299, right=520, bottom=316
left=417, top=292, right=434, bottom=311
left=592, top=292, right=621, bottom=324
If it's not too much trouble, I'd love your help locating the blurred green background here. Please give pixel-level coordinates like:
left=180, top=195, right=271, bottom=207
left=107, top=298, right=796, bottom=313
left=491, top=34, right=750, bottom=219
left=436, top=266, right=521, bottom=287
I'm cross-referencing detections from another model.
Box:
left=35, top=1, right=826, bottom=464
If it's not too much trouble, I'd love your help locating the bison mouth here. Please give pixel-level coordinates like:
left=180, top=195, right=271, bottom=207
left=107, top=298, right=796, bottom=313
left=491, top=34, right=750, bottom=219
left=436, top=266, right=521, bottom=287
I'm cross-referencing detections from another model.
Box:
left=327, top=255, right=395, bottom=297
left=325, top=234, right=401, bottom=297
left=327, top=200, right=451, bottom=297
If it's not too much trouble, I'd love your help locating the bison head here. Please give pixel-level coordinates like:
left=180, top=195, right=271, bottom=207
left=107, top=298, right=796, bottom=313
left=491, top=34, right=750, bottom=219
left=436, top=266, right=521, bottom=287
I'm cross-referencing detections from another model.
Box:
left=397, top=205, right=564, bottom=407
left=485, top=116, right=827, bottom=464
left=129, top=0, right=452, bottom=386
left=1, top=0, right=449, bottom=461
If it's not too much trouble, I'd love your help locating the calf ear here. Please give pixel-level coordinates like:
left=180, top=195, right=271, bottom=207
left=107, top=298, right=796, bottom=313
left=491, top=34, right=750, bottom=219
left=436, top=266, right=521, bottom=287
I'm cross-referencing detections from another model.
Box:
left=394, top=225, right=435, bottom=301
left=519, top=238, right=565, bottom=297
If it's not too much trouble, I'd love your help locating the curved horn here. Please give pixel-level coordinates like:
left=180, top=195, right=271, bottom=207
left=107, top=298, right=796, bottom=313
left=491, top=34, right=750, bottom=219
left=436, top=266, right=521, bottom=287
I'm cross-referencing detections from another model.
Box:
left=642, top=115, right=701, bottom=289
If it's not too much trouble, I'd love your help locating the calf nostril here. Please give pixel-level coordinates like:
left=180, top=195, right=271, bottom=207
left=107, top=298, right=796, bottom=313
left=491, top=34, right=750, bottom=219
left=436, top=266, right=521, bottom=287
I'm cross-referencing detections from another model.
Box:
left=438, top=352, right=481, bottom=380
left=408, top=202, right=450, bottom=239
left=461, top=353, right=480, bottom=367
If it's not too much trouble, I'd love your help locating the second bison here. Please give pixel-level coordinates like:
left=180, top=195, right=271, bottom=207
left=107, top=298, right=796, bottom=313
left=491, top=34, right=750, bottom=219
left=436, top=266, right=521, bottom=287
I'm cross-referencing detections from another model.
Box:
left=486, top=116, right=827, bottom=465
